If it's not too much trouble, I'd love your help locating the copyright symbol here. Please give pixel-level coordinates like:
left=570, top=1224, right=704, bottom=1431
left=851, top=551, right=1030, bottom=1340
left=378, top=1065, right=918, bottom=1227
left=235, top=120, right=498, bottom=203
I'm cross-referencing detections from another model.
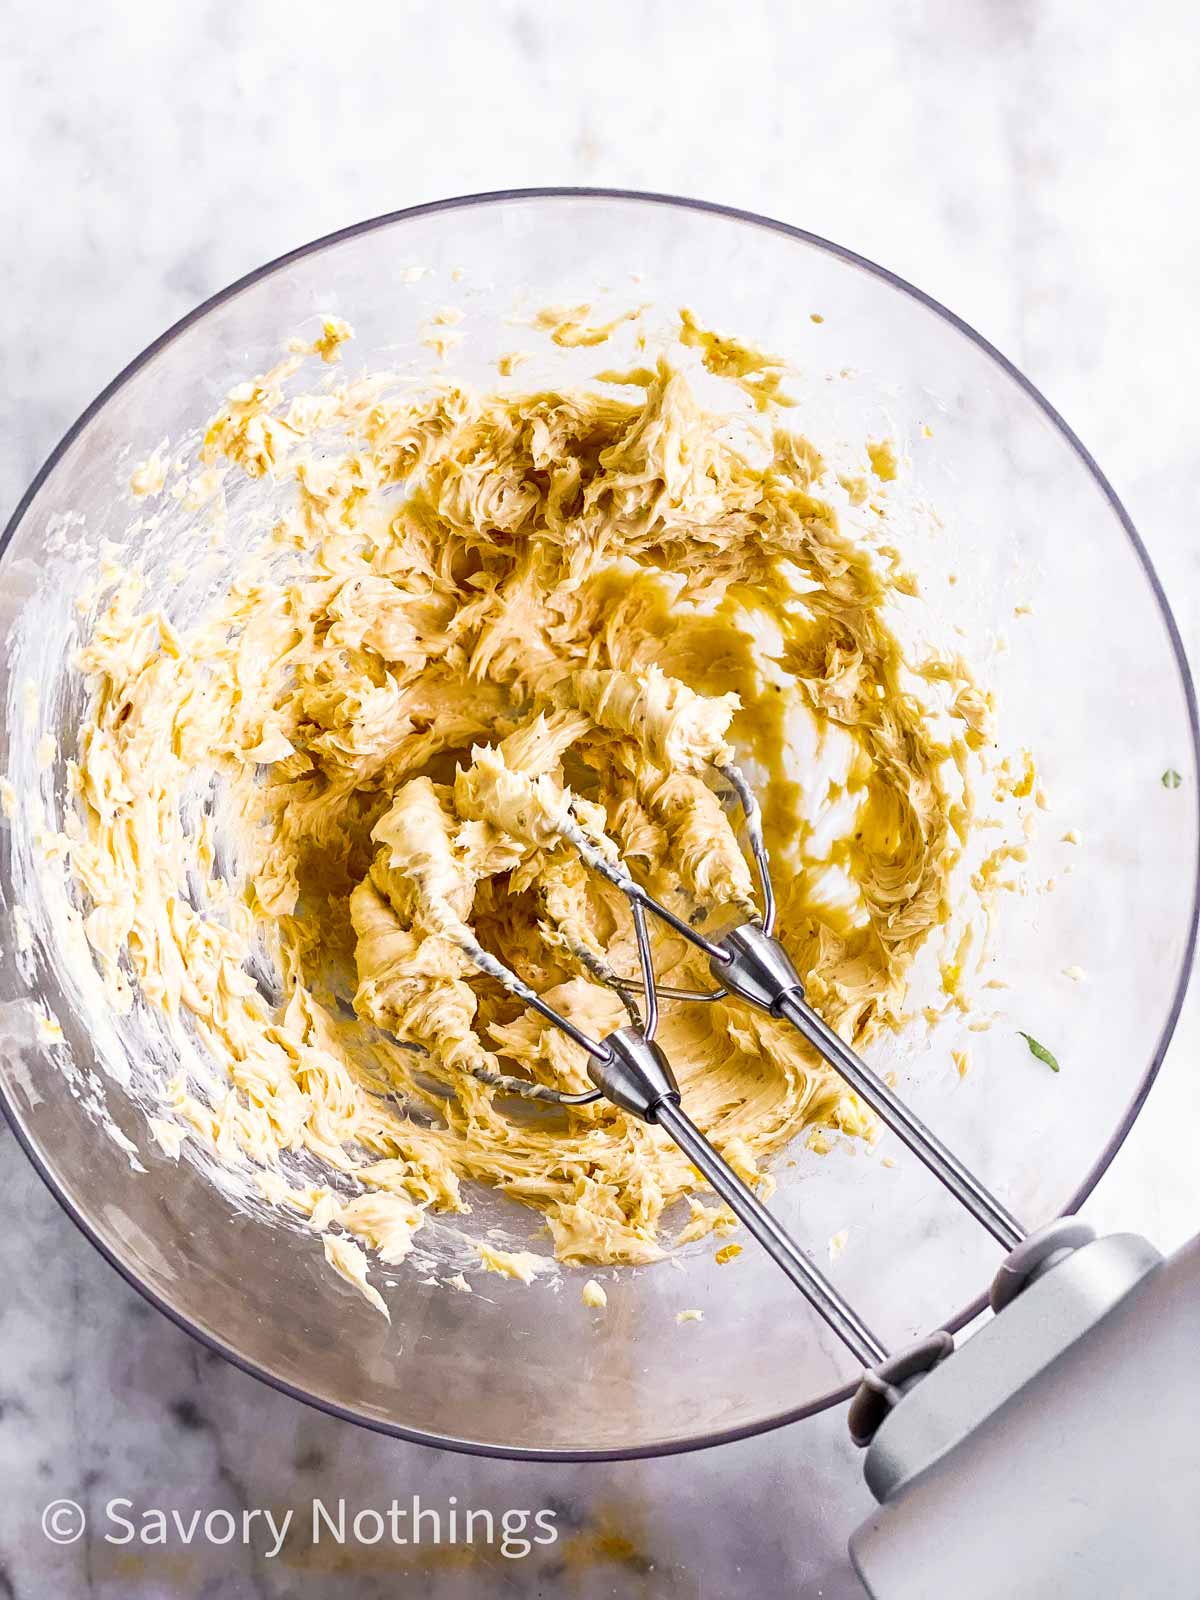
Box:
left=42, top=1499, right=85, bottom=1544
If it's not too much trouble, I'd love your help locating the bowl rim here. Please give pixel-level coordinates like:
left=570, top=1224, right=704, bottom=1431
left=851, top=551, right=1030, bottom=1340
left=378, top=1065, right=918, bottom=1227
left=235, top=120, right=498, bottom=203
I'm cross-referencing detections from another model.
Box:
left=3, top=185, right=1197, bottom=1462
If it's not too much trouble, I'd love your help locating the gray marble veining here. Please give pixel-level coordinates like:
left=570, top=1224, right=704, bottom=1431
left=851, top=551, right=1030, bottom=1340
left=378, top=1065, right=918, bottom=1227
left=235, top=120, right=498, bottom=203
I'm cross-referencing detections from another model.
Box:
left=2, top=1, right=1199, bottom=1595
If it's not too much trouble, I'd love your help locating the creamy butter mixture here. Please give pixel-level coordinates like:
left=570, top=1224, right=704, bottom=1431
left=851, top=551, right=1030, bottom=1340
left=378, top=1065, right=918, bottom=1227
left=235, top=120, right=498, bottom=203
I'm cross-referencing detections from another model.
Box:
left=64, top=316, right=989, bottom=1301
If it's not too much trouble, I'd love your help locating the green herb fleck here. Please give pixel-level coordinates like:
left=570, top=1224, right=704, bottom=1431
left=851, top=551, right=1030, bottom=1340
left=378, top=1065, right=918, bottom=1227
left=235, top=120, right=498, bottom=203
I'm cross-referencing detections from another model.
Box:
left=1162, top=768, right=1183, bottom=789
left=1018, top=1031, right=1059, bottom=1072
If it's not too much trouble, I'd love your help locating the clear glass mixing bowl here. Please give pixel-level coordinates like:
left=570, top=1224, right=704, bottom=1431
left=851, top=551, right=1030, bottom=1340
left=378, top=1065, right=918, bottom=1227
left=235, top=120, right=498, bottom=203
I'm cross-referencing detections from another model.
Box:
left=1, top=190, right=1196, bottom=1459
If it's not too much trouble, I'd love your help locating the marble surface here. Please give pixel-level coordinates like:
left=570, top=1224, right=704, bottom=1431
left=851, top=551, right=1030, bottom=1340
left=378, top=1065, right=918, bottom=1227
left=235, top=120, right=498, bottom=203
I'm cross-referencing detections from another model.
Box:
left=2, top=1, right=1199, bottom=1595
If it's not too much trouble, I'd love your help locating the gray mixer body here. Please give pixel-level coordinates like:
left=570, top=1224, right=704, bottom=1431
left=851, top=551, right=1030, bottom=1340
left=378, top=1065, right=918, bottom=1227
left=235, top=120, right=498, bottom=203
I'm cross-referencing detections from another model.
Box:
left=850, top=1230, right=1200, bottom=1598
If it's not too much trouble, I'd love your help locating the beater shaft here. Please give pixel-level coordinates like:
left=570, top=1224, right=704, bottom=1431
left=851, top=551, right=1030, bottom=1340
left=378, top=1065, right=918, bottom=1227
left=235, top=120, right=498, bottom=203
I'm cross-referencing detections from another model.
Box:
left=777, top=993, right=1025, bottom=1251
left=713, top=921, right=1027, bottom=1251
left=655, top=1096, right=890, bottom=1367
left=589, top=1028, right=891, bottom=1368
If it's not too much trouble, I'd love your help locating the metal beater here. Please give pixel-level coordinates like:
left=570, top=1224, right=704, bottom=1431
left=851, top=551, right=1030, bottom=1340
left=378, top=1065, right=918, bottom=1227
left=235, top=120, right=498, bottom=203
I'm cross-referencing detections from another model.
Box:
left=450, top=758, right=1021, bottom=1370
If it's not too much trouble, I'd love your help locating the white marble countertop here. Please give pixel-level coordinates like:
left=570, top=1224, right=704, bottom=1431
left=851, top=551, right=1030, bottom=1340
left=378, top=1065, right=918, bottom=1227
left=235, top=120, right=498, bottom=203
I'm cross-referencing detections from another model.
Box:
left=2, top=2, right=1198, bottom=1595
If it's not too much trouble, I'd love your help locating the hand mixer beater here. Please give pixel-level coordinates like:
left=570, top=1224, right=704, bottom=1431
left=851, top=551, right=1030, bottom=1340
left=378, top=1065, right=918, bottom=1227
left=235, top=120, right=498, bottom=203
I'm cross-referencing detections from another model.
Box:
left=441, top=750, right=1022, bottom=1374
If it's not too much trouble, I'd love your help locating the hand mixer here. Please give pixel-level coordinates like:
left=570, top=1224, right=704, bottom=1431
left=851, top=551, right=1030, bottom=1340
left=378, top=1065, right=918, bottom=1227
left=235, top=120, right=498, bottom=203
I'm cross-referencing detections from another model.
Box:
left=434, top=750, right=1199, bottom=1598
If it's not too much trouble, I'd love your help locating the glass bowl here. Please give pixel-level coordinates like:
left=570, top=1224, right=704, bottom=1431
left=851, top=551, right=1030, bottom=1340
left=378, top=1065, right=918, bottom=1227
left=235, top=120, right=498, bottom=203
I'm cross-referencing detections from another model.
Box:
left=1, top=190, right=1196, bottom=1459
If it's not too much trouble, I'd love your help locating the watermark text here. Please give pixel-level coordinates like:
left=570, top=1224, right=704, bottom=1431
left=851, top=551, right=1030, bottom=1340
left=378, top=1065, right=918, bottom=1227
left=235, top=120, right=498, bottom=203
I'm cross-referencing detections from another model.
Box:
left=42, top=1495, right=559, bottom=1560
